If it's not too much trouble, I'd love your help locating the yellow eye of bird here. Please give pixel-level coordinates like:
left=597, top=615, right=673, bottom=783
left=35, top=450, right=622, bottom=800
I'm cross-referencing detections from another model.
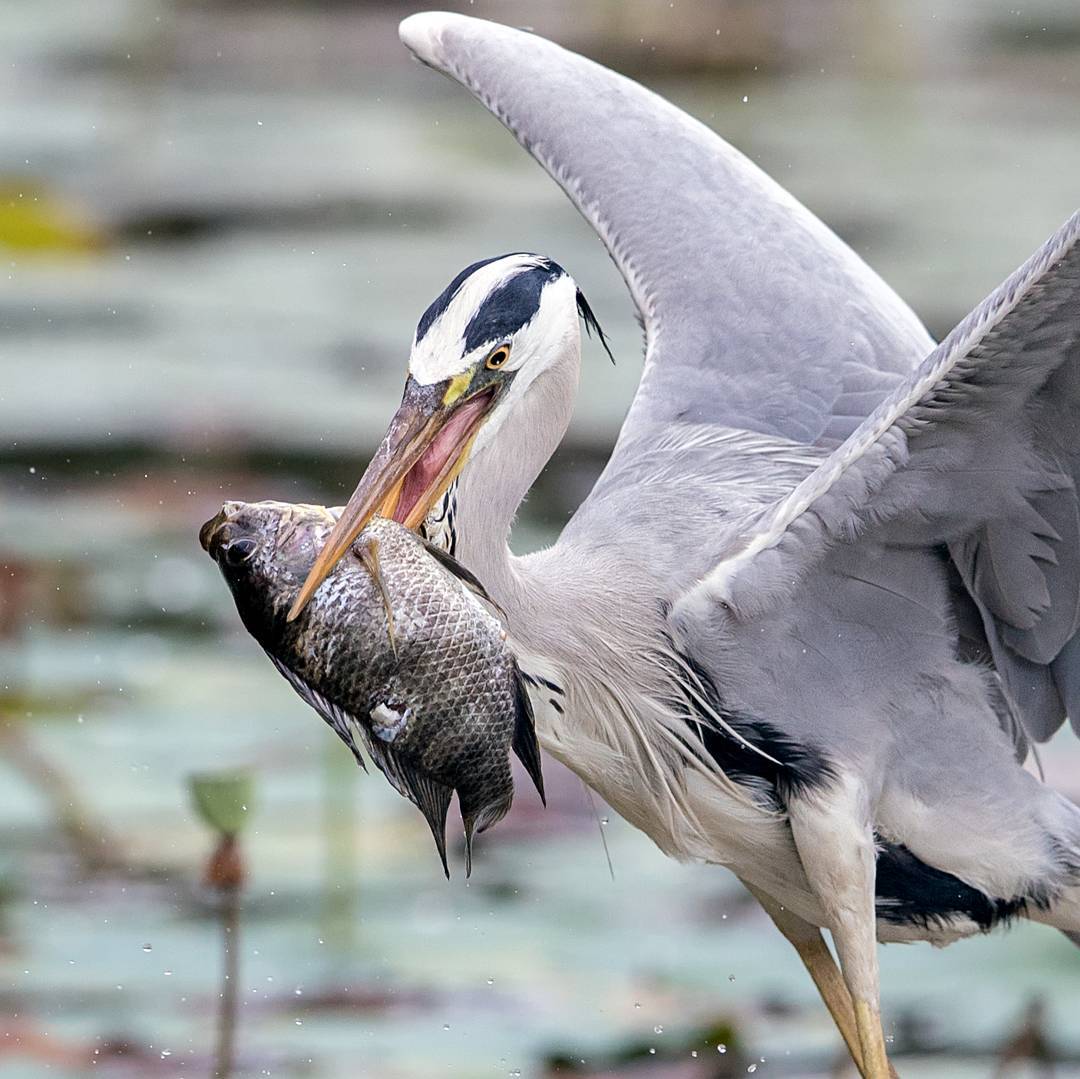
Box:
left=486, top=344, right=511, bottom=370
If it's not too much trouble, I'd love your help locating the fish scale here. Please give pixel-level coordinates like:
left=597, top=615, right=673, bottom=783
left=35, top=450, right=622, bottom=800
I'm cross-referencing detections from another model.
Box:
left=200, top=500, right=544, bottom=876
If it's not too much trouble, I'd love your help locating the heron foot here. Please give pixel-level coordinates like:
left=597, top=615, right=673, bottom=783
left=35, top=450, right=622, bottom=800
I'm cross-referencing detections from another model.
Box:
left=786, top=775, right=896, bottom=1078
left=746, top=880, right=898, bottom=1078
left=854, top=998, right=892, bottom=1079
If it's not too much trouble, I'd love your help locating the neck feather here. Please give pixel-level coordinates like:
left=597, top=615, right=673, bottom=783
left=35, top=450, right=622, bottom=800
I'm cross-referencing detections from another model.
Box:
left=451, top=355, right=578, bottom=610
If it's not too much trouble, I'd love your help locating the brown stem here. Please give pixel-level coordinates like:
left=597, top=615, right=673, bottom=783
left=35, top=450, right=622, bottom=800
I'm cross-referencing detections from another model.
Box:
left=213, top=882, right=241, bottom=1079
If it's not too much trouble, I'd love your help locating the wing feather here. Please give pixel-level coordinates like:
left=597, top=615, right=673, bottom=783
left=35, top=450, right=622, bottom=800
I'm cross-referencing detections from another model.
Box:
left=674, top=211, right=1080, bottom=742
left=399, top=12, right=932, bottom=447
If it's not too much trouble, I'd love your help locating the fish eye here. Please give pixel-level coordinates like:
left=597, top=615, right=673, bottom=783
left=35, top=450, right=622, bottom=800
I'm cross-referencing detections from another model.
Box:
left=223, top=537, right=257, bottom=566
left=485, top=344, right=511, bottom=370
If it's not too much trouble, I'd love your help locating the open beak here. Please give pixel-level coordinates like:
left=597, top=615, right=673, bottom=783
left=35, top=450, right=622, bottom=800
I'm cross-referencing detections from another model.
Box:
left=287, top=377, right=496, bottom=621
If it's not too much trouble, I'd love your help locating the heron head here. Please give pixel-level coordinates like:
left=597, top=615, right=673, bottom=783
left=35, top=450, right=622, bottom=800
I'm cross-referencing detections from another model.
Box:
left=287, top=252, right=609, bottom=620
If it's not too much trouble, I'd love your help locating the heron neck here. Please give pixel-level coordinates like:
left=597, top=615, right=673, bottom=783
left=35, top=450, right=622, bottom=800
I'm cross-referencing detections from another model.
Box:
left=452, top=357, right=578, bottom=611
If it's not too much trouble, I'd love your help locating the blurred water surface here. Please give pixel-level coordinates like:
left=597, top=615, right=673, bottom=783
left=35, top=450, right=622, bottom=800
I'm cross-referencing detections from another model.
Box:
left=2, top=1, right=1080, bottom=1076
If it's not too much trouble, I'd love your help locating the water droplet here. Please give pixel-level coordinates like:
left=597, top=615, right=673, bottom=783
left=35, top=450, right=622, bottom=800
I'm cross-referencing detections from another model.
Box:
left=160, top=1049, right=171, bottom=1058
left=742, top=95, right=749, bottom=103
left=648, top=1047, right=656, bottom=1055
left=747, top=1066, right=757, bottom=1074
left=486, top=978, right=494, bottom=986
left=162, top=970, right=172, bottom=976
left=717, top=1044, right=727, bottom=1054
left=654, top=1025, right=664, bottom=1034
left=294, top=1018, right=302, bottom=1026
left=633, top=1001, right=641, bottom=1009
left=443, top=1024, right=450, bottom=1031
left=600, top=816, right=609, bottom=825
left=691, top=1050, right=698, bottom=1058
left=295, top=988, right=303, bottom=996
left=728, top=974, right=736, bottom=982
left=142, top=943, right=152, bottom=952
left=76, top=714, right=84, bottom=724
left=886, top=1034, right=894, bottom=1044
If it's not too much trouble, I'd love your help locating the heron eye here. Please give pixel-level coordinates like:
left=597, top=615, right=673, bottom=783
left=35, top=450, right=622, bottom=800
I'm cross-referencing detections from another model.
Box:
left=485, top=344, right=511, bottom=370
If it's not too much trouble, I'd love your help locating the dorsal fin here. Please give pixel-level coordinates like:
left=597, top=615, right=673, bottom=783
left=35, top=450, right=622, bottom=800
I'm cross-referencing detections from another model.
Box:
left=417, top=534, right=506, bottom=620
left=510, top=668, right=545, bottom=804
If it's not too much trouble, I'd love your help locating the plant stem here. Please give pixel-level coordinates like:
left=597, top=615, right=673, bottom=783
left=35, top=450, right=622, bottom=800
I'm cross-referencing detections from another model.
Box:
left=213, top=883, right=240, bottom=1079
left=0, top=714, right=128, bottom=874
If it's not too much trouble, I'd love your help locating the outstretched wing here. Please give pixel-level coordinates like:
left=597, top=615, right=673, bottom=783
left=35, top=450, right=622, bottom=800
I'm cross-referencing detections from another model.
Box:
left=398, top=12, right=932, bottom=446
left=674, top=212, right=1080, bottom=742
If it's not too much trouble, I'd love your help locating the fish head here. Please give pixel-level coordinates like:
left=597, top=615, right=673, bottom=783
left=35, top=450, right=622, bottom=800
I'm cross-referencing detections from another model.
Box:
left=200, top=500, right=336, bottom=643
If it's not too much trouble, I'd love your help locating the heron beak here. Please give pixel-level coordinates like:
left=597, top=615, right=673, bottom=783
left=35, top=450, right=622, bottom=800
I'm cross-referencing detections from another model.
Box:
left=286, top=377, right=496, bottom=621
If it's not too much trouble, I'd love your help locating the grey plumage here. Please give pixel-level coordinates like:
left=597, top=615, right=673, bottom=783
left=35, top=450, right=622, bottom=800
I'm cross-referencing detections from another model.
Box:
left=393, top=17, right=1080, bottom=907
left=676, top=213, right=1080, bottom=750
left=289, top=15, right=1080, bottom=1076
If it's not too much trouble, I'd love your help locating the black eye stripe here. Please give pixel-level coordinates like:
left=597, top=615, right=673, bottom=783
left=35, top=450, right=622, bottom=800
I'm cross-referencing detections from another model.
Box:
left=415, top=255, right=506, bottom=345
left=461, top=262, right=564, bottom=354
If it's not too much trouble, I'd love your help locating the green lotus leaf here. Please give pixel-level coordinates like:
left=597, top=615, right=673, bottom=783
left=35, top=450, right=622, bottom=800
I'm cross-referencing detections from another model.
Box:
left=189, top=771, right=255, bottom=837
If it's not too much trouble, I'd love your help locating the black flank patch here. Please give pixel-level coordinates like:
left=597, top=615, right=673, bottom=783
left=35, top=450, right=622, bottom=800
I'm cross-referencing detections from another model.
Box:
left=688, top=713, right=837, bottom=805
left=667, top=641, right=1066, bottom=935
left=676, top=650, right=836, bottom=803
left=874, top=840, right=1031, bottom=931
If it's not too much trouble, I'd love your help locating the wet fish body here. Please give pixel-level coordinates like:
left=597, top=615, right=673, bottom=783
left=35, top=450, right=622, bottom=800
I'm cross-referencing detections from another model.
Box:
left=200, top=500, right=544, bottom=874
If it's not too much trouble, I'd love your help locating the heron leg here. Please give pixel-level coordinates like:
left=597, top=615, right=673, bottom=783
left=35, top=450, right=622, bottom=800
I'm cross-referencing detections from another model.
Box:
left=742, top=879, right=881, bottom=1077
left=787, top=777, right=892, bottom=1079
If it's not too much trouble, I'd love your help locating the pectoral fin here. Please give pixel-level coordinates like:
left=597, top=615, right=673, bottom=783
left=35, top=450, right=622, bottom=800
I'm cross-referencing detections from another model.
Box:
left=267, top=653, right=368, bottom=772
left=357, top=537, right=398, bottom=658
left=265, top=652, right=453, bottom=877
left=417, top=536, right=506, bottom=621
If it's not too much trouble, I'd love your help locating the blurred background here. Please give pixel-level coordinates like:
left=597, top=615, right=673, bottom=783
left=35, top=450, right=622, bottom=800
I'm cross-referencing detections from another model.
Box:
left=2, top=0, right=1080, bottom=1076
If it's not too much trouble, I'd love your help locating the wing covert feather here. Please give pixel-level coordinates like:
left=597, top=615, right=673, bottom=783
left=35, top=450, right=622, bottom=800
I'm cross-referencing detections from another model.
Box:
left=675, top=210, right=1080, bottom=742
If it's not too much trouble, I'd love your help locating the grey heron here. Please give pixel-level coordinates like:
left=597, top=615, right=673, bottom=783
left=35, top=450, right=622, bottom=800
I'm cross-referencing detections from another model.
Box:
left=288, top=13, right=1080, bottom=1078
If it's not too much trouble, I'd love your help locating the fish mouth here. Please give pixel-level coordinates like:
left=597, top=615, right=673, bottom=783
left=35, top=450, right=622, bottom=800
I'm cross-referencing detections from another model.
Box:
left=199, top=510, right=227, bottom=554
left=286, top=379, right=498, bottom=621
left=200, top=506, right=259, bottom=567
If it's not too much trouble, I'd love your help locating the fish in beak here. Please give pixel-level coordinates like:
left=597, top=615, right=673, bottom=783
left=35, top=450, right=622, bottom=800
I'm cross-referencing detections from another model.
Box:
left=287, top=375, right=496, bottom=621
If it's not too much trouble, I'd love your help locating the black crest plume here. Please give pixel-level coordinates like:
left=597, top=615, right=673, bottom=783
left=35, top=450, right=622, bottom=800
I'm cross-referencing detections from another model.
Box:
left=576, top=288, right=615, bottom=364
